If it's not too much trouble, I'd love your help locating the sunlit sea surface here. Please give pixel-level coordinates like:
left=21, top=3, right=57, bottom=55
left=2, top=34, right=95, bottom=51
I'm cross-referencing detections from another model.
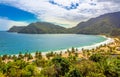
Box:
left=0, top=31, right=107, bottom=55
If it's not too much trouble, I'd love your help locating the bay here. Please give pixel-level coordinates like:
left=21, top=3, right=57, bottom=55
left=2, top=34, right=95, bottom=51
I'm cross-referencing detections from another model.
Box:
left=0, top=31, right=106, bottom=55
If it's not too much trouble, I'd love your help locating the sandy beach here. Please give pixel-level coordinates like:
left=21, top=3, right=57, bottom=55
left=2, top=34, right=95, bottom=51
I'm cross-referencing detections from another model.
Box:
left=4, top=35, right=115, bottom=57
left=2, top=35, right=117, bottom=63
left=38, top=35, right=115, bottom=56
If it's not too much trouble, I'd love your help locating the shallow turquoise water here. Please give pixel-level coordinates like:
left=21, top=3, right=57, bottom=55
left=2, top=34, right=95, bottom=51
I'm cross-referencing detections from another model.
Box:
left=0, top=31, right=106, bottom=55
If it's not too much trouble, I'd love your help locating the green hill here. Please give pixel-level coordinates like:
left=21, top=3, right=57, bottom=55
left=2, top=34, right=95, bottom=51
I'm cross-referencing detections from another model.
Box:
left=10, top=22, right=66, bottom=34
left=18, top=22, right=66, bottom=34
left=8, top=26, right=25, bottom=32
left=71, top=11, right=120, bottom=35
left=8, top=11, right=120, bottom=36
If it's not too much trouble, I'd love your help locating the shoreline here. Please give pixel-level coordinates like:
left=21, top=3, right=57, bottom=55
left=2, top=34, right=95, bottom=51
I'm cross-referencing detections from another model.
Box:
left=2, top=35, right=115, bottom=57
left=30, top=35, right=115, bottom=56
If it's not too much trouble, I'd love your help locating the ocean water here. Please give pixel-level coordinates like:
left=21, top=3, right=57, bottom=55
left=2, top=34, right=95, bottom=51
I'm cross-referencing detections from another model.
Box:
left=0, top=31, right=107, bottom=55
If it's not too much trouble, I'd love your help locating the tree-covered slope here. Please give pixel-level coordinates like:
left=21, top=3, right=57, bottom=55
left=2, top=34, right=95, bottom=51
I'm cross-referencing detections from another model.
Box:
left=18, top=22, right=66, bottom=34
left=8, top=11, right=120, bottom=35
left=8, top=26, right=25, bottom=32
left=71, top=11, right=120, bottom=35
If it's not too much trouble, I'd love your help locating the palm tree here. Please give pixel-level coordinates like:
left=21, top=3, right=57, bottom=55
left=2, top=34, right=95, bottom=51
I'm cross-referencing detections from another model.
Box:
left=75, top=52, right=78, bottom=57
left=12, top=55, right=17, bottom=60
left=59, top=51, right=62, bottom=56
left=24, top=52, right=29, bottom=58
left=38, top=52, right=42, bottom=59
left=2, top=54, right=8, bottom=60
left=35, top=51, right=39, bottom=58
left=27, top=53, right=33, bottom=61
left=0, top=56, right=2, bottom=62
left=18, top=52, right=23, bottom=60
left=71, top=47, right=75, bottom=53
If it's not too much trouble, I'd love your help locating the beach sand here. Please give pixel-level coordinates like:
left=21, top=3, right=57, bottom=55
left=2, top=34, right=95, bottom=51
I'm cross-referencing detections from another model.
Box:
left=40, top=35, right=115, bottom=55
left=3, top=36, right=117, bottom=63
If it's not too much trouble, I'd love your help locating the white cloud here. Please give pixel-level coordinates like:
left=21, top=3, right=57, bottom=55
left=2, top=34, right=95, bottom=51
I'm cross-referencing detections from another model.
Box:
left=0, top=0, right=120, bottom=28
left=0, top=18, right=28, bottom=30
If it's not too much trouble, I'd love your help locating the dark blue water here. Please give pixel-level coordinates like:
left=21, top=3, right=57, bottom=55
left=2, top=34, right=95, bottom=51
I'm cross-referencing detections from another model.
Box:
left=0, top=31, right=106, bottom=55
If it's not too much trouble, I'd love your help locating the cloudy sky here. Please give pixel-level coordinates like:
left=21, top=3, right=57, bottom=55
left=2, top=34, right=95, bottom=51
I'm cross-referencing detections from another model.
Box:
left=0, top=0, right=120, bottom=30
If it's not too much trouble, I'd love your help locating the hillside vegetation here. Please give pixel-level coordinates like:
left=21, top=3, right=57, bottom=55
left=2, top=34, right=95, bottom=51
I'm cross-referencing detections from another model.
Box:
left=0, top=39, right=120, bottom=77
left=8, top=11, right=120, bottom=36
left=71, top=11, right=120, bottom=36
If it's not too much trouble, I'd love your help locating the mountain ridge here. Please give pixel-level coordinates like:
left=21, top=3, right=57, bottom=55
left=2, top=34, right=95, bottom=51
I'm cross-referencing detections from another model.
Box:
left=8, top=22, right=67, bottom=34
left=70, top=11, right=120, bottom=35
left=8, top=26, right=26, bottom=32
left=8, top=11, right=120, bottom=36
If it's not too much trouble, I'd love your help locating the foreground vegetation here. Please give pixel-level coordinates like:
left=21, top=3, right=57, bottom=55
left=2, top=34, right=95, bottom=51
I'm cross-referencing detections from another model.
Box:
left=0, top=38, right=120, bottom=77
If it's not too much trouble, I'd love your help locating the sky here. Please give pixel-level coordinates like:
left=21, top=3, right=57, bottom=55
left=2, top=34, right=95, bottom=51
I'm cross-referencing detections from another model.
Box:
left=0, top=0, right=120, bottom=30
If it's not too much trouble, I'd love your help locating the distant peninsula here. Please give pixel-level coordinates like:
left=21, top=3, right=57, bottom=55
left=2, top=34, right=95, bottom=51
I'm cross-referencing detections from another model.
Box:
left=8, top=11, right=120, bottom=36
left=8, top=26, right=25, bottom=32
left=8, top=22, right=67, bottom=34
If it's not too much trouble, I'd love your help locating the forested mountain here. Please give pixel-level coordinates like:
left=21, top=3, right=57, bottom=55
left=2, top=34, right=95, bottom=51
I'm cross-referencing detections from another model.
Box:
left=8, top=26, right=25, bottom=32
left=8, top=22, right=66, bottom=34
left=70, top=11, right=120, bottom=35
left=18, top=22, right=66, bottom=34
left=8, top=11, right=120, bottom=36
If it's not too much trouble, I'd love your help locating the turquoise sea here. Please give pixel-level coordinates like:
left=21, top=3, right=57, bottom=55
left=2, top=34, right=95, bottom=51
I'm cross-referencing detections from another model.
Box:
left=0, top=31, right=107, bottom=55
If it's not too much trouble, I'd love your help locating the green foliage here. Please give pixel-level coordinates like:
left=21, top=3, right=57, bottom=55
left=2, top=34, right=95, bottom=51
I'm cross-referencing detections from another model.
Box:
left=0, top=59, right=41, bottom=77
left=69, top=12, right=120, bottom=36
left=17, top=22, right=67, bottom=34
left=8, top=26, right=25, bottom=32
left=68, top=55, right=77, bottom=63
left=111, top=29, right=120, bottom=36
left=18, top=52, right=24, bottom=60
left=1, top=44, right=120, bottom=77
left=24, top=52, right=29, bottom=58
left=2, top=54, right=8, bottom=60
left=98, top=58, right=119, bottom=77
left=71, top=47, right=75, bottom=53
left=21, top=64, right=39, bottom=77
left=89, top=53, right=103, bottom=62
left=34, top=59, right=47, bottom=67
left=65, top=68, right=83, bottom=77
left=27, top=53, right=33, bottom=61
left=35, top=52, right=42, bottom=59
left=76, top=60, right=101, bottom=76
left=0, top=72, right=5, bottom=77
left=40, top=66, right=57, bottom=77
left=12, top=55, right=17, bottom=61
left=51, top=56, right=70, bottom=76
left=46, top=52, right=54, bottom=59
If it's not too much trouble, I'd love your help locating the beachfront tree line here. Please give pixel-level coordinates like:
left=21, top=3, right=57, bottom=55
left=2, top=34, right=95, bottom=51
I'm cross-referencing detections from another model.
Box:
left=0, top=45, right=120, bottom=77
